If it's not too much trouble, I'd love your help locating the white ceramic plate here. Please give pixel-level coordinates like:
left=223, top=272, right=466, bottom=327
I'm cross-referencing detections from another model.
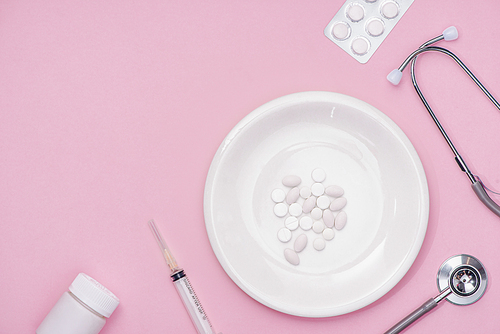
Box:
left=204, top=92, right=429, bottom=317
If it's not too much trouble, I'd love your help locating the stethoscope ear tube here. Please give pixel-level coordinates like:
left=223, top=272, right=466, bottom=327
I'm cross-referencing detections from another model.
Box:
left=472, top=181, right=500, bottom=217
left=391, top=27, right=500, bottom=219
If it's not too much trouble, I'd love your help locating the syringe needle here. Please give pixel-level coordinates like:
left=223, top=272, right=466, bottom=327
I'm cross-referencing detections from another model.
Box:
left=148, top=219, right=180, bottom=274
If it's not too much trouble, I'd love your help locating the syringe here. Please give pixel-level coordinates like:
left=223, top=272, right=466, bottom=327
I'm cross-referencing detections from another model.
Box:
left=148, top=219, right=217, bottom=334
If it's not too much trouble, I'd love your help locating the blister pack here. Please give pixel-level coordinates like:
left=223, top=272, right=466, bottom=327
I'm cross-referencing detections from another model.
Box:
left=324, top=0, right=414, bottom=64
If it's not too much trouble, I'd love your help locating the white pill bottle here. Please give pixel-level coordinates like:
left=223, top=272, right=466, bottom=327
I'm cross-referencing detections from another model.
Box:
left=36, top=273, right=120, bottom=334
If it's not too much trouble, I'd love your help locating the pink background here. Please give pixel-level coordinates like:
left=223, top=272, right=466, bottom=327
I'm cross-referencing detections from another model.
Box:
left=1, top=1, right=500, bottom=333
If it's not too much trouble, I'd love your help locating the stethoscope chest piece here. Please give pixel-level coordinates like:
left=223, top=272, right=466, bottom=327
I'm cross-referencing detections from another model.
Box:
left=385, top=254, right=488, bottom=334
left=437, top=254, right=487, bottom=305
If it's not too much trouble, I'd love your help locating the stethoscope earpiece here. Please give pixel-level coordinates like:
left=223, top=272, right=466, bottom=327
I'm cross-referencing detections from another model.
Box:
left=386, top=69, right=403, bottom=85
left=442, top=26, right=458, bottom=41
left=386, top=26, right=458, bottom=86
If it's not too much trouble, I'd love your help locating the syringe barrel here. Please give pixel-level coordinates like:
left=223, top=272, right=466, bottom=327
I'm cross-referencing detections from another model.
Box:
left=172, top=271, right=216, bottom=334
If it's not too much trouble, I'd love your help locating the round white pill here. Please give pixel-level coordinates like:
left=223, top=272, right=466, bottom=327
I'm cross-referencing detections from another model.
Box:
left=366, top=18, right=384, bottom=37
left=346, top=3, right=364, bottom=22
left=323, top=209, right=335, bottom=228
left=289, top=203, right=302, bottom=217
left=282, top=175, right=301, bottom=187
left=313, top=238, right=326, bottom=251
left=294, top=234, right=308, bottom=253
left=311, top=207, right=323, bottom=220
left=277, top=227, right=292, bottom=243
left=271, top=188, right=286, bottom=203
left=299, top=186, right=311, bottom=199
left=351, top=37, right=370, bottom=55
left=381, top=1, right=399, bottom=19
left=285, top=216, right=299, bottom=230
left=311, top=168, right=326, bottom=182
left=284, top=248, right=300, bottom=266
left=311, top=183, right=325, bottom=196
left=335, top=211, right=347, bottom=230
left=316, top=195, right=331, bottom=210
left=299, top=216, right=313, bottom=230
left=312, top=220, right=325, bottom=234
left=274, top=203, right=288, bottom=217
left=286, top=187, right=300, bottom=204
left=330, top=197, right=347, bottom=211
left=323, top=228, right=335, bottom=241
left=332, top=21, right=351, bottom=40
left=302, top=196, right=316, bottom=213
left=325, top=185, right=344, bottom=197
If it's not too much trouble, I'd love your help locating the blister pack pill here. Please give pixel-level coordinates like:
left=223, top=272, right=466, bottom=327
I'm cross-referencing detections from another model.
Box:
left=324, top=0, right=414, bottom=64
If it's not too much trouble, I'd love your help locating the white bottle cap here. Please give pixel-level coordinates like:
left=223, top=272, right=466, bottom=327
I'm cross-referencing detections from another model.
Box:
left=69, top=273, right=120, bottom=318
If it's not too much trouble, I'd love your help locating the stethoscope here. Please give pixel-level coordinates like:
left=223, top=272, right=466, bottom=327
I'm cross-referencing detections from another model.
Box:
left=384, top=254, right=488, bottom=334
left=387, top=26, right=500, bottom=218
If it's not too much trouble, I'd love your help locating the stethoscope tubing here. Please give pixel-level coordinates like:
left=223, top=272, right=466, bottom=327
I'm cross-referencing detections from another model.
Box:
left=383, top=288, right=452, bottom=334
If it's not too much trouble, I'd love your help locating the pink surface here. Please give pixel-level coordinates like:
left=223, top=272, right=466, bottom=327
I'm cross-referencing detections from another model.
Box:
left=1, top=1, right=500, bottom=333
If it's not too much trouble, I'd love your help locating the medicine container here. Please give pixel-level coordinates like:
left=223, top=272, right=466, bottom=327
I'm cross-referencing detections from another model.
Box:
left=36, top=273, right=119, bottom=334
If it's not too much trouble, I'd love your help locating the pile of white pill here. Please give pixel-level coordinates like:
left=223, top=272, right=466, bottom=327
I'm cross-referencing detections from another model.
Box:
left=323, top=0, right=415, bottom=63
left=271, top=168, right=348, bottom=266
